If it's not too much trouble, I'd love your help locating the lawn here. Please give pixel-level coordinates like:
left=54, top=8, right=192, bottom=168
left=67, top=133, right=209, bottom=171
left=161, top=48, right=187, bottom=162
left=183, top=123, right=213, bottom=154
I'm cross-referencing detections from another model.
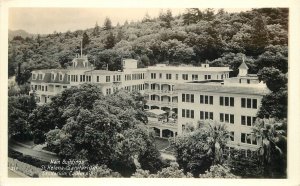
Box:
left=154, top=138, right=170, bottom=151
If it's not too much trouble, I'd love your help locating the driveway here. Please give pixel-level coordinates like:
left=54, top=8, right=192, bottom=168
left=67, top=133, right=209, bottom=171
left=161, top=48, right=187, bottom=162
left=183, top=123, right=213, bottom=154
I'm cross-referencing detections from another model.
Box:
left=9, top=141, right=58, bottom=162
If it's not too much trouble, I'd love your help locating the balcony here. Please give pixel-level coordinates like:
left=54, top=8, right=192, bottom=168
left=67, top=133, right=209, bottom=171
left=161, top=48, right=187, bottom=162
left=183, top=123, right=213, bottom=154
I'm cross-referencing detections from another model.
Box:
left=145, top=89, right=177, bottom=94
left=146, top=100, right=178, bottom=107
left=148, top=119, right=178, bottom=130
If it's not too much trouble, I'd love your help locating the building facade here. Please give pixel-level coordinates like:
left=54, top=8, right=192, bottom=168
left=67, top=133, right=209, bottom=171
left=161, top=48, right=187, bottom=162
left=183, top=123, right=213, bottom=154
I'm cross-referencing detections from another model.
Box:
left=29, top=54, right=269, bottom=151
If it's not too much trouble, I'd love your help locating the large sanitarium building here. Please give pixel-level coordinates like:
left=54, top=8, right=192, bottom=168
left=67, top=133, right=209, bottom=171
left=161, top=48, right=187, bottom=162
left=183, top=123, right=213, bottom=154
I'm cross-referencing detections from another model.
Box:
left=29, top=53, right=270, bottom=152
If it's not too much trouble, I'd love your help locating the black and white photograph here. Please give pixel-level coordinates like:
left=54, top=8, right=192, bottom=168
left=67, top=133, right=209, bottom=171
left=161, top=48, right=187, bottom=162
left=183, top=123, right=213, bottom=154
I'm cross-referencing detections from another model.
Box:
left=1, top=0, right=300, bottom=185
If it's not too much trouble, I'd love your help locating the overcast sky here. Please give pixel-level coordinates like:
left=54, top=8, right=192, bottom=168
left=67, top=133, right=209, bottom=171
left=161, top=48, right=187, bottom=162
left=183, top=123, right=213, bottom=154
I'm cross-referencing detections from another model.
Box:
left=9, top=8, right=250, bottom=34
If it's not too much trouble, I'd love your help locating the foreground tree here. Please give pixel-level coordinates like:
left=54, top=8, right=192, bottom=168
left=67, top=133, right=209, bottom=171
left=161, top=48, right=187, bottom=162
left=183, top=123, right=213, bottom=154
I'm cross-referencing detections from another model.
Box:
left=173, top=120, right=229, bottom=177
left=8, top=95, right=36, bottom=140
left=252, top=118, right=287, bottom=178
left=199, top=164, right=239, bottom=178
left=44, top=85, right=162, bottom=177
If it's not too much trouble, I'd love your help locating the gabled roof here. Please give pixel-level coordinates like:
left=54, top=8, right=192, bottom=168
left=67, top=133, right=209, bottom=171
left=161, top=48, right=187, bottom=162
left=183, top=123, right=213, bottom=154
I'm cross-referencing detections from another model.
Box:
left=238, top=60, right=249, bottom=70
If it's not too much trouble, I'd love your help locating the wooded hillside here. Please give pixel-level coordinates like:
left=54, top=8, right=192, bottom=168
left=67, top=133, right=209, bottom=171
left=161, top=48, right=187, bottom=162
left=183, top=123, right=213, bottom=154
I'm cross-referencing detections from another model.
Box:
left=8, top=8, right=288, bottom=82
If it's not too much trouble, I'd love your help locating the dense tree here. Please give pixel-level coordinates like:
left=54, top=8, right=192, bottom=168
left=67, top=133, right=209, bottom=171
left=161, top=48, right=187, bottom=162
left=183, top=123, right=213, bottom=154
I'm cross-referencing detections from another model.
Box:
left=199, top=165, right=239, bottom=178
left=82, top=32, right=90, bottom=49
left=132, top=162, right=193, bottom=178
left=8, top=8, right=288, bottom=80
left=44, top=86, right=162, bottom=177
left=104, top=32, right=116, bottom=49
left=159, top=9, right=174, bottom=28
left=173, top=120, right=229, bottom=177
left=8, top=95, right=36, bottom=139
left=182, top=8, right=202, bottom=25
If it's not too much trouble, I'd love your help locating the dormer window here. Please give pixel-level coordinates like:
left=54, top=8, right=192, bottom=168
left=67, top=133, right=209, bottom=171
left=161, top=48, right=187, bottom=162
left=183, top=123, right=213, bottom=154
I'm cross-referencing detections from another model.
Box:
left=38, top=74, right=43, bottom=80
left=59, top=74, right=63, bottom=81
left=51, top=73, right=55, bottom=80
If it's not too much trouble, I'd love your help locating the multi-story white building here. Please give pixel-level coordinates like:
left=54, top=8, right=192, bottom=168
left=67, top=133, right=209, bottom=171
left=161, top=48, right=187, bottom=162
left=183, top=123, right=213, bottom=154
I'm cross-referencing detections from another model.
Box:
left=29, top=54, right=269, bottom=151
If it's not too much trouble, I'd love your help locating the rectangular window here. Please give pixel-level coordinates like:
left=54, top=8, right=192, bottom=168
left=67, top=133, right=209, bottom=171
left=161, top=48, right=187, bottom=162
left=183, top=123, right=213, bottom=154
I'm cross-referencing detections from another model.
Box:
left=230, top=114, right=234, bottom=124
left=200, top=95, right=204, bottom=104
left=45, top=86, right=48, bottom=91
left=192, top=74, right=198, bottom=80
left=204, top=75, right=208, bottom=80
left=68, top=75, right=70, bottom=82
left=182, top=94, right=185, bottom=102
left=220, top=113, right=224, bottom=122
left=32, top=74, right=36, bottom=79
left=241, top=116, right=246, bottom=125
left=97, top=76, right=99, bottom=82
left=225, top=97, right=229, bottom=106
left=241, top=133, right=246, bottom=143
left=252, top=99, right=257, bottom=109
left=106, top=76, right=110, bottom=82
left=230, top=97, right=234, bottom=107
left=225, top=114, right=229, bottom=123
left=166, top=74, right=172, bottom=79
left=151, top=73, right=156, bottom=79
left=205, top=96, right=208, bottom=104
left=159, top=73, right=162, bottom=79
left=209, top=112, right=213, bottom=120
left=191, top=94, right=194, bottom=103
left=208, top=75, right=211, bottom=79
left=220, top=97, right=224, bottom=105
left=176, top=74, right=178, bottom=80
left=209, top=96, right=213, bottom=105
left=247, top=116, right=252, bottom=126
left=191, top=110, right=194, bottom=119
left=247, top=98, right=252, bottom=108
left=186, top=94, right=190, bottom=102
left=186, top=110, right=190, bottom=118
left=182, top=74, right=188, bottom=80
left=205, top=112, right=208, bottom=119
left=200, top=111, right=204, bottom=120
left=182, top=109, right=185, bottom=117
left=241, top=98, right=246, bottom=108
left=42, top=86, right=44, bottom=91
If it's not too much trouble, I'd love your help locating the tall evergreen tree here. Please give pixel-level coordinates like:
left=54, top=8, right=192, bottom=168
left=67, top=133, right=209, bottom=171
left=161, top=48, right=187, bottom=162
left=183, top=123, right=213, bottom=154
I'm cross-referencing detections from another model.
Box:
left=103, top=17, right=112, bottom=30
left=93, top=22, right=100, bottom=36
left=82, top=32, right=90, bottom=49
left=104, top=32, right=116, bottom=49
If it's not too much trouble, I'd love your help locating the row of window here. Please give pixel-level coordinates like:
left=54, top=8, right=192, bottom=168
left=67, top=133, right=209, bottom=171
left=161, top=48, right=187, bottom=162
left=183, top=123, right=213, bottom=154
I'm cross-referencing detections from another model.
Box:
left=124, top=84, right=145, bottom=91
left=181, top=110, right=258, bottom=126
left=181, top=95, right=257, bottom=109
left=220, top=96, right=234, bottom=107
left=125, top=73, right=145, bottom=81
left=79, top=75, right=91, bottom=82
left=200, top=111, right=213, bottom=120
left=241, top=98, right=257, bottom=109
left=182, top=109, right=195, bottom=118
left=32, top=74, right=43, bottom=80
left=200, top=95, right=213, bottom=105
left=31, top=85, right=68, bottom=91
left=220, top=113, right=235, bottom=124
left=241, top=116, right=257, bottom=126
left=182, top=94, right=194, bottom=103
left=150, top=73, right=227, bottom=81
